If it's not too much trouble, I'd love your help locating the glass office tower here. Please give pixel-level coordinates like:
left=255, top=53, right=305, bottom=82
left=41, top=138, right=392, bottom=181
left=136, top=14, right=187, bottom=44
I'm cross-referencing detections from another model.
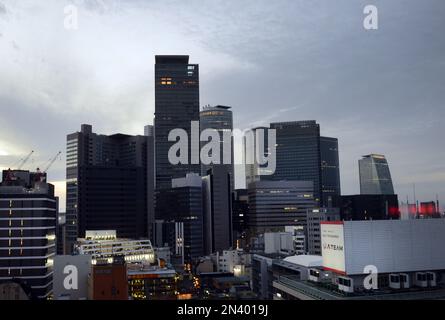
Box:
left=154, top=55, right=200, bottom=190
left=359, top=154, right=395, bottom=195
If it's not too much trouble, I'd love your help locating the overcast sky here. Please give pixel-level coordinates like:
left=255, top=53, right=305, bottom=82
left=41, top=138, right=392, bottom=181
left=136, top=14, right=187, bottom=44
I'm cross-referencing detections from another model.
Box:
left=0, top=0, right=444, bottom=212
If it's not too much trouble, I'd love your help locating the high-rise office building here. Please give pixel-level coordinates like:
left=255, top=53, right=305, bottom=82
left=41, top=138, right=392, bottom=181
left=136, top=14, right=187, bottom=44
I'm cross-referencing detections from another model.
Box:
left=0, top=170, right=57, bottom=299
left=200, top=105, right=234, bottom=191
left=359, top=154, right=395, bottom=195
left=65, top=124, right=149, bottom=252
left=247, top=180, right=315, bottom=235
left=261, top=121, right=340, bottom=206
left=203, top=167, right=233, bottom=254
left=320, top=136, right=341, bottom=207
left=154, top=55, right=200, bottom=190
left=155, top=173, right=204, bottom=264
left=145, top=125, right=155, bottom=242
left=232, top=189, right=249, bottom=241
left=244, top=127, right=270, bottom=186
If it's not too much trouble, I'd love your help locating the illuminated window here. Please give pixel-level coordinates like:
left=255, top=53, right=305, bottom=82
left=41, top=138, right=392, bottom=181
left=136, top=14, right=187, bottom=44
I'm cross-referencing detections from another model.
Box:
left=160, top=77, right=173, bottom=85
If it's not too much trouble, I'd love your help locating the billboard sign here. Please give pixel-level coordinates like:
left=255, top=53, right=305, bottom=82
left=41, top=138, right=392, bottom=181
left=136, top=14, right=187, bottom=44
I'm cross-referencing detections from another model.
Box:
left=321, top=222, right=346, bottom=275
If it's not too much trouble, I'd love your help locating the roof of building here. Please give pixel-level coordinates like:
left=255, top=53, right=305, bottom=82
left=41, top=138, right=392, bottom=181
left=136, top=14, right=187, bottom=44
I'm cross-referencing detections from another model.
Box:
left=155, top=55, right=190, bottom=64
left=283, top=255, right=323, bottom=268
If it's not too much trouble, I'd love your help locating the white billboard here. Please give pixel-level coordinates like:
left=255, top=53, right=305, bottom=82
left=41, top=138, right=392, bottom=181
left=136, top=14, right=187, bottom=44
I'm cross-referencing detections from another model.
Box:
left=342, top=219, right=445, bottom=275
left=321, top=222, right=346, bottom=274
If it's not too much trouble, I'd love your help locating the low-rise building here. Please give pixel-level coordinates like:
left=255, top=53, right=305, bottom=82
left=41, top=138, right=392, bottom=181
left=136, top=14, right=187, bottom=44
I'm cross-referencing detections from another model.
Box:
left=307, top=208, right=340, bottom=255
left=74, top=230, right=156, bottom=265
left=273, top=219, right=445, bottom=300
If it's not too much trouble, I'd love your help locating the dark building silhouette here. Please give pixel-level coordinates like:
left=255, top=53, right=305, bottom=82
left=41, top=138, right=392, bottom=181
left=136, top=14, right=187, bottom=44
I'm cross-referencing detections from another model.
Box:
left=247, top=180, right=315, bottom=235
left=203, top=167, right=233, bottom=254
left=262, top=121, right=340, bottom=207
left=65, top=124, right=149, bottom=252
left=154, top=55, right=200, bottom=190
left=264, top=121, right=321, bottom=204
left=0, top=169, right=57, bottom=299
left=155, top=174, right=204, bottom=264
left=145, top=125, right=155, bottom=242
left=334, top=194, right=400, bottom=220
left=232, top=189, right=249, bottom=243
left=320, top=136, right=341, bottom=207
left=56, top=212, right=66, bottom=255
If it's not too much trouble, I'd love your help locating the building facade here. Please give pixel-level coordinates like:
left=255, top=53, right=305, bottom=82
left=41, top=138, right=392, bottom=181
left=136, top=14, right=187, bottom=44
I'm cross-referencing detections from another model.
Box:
left=154, top=55, right=200, bottom=190
left=306, top=208, right=341, bottom=255
left=247, top=180, right=315, bottom=235
left=320, top=136, right=341, bottom=207
left=244, top=126, right=271, bottom=186
left=155, top=173, right=204, bottom=264
left=264, top=121, right=322, bottom=204
left=259, top=121, right=340, bottom=207
left=334, top=194, right=400, bottom=221
left=359, top=154, right=395, bottom=195
left=232, top=189, right=249, bottom=245
left=65, top=124, right=150, bottom=253
left=200, top=105, right=234, bottom=191
left=203, top=167, right=233, bottom=254
left=0, top=170, right=57, bottom=299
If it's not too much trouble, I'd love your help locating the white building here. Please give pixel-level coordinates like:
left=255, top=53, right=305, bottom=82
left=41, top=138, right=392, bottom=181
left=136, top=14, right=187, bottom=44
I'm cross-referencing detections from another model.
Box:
left=75, top=230, right=156, bottom=265
left=216, top=249, right=251, bottom=277
left=320, top=219, right=445, bottom=293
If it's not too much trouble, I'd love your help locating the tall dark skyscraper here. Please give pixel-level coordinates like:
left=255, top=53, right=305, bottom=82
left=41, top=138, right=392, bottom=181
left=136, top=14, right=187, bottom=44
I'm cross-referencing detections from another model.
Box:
left=65, top=124, right=149, bottom=252
left=144, top=125, right=155, bottom=242
left=154, top=55, right=200, bottom=190
left=359, top=154, right=395, bottom=195
left=199, top=105, right=234, bottom=190
left=320, top=136, right=341, bottom=207
left=202, top=166, right=233, bottom=254
left=260, top=121, right=340, bottom=206
left=265, top=121, right=322, bottom=203
left=155, top=174, right=204, bottom=264
left=232, top=189, right=249, bottom=241
left=0, top=170, right=57, bottom=299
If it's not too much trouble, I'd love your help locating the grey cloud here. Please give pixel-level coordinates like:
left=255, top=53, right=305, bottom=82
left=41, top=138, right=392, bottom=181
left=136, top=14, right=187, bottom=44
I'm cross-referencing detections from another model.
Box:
left=0, top=2, right=6, bottom=15
left=0, top=0, right=444, bottom=209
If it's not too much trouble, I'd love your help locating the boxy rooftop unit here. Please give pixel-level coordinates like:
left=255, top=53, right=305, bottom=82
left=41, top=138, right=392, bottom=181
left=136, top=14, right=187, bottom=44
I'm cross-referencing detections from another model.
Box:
left=337, top=276, right=354, bottom=293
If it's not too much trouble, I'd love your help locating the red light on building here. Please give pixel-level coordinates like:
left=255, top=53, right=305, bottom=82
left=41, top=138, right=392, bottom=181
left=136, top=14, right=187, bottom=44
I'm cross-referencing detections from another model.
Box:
left=420, top=202, right=436, bottom=216
left=388, top=206, right=400, bottom=218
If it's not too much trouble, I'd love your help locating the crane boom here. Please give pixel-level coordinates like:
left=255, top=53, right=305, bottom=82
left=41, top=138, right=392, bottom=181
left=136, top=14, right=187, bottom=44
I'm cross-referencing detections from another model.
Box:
left=44, top=151, right=62, bottom=172
left=18, top=150, right=34, bottom=170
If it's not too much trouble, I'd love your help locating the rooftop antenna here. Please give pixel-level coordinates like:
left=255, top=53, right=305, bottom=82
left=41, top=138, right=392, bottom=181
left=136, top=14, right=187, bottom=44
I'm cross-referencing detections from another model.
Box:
left=413, top=183, right=417, bottom=215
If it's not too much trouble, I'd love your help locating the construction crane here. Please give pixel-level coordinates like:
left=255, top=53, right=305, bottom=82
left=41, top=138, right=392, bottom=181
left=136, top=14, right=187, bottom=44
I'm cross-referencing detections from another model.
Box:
left=17, top=150, right=34, bottom=170
left=42, top=151, right=62, bottom=173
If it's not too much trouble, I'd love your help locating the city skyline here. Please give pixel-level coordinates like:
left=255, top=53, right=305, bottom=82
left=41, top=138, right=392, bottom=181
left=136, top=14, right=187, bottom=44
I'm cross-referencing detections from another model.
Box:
left=1, top=0, right=445, bottom=212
